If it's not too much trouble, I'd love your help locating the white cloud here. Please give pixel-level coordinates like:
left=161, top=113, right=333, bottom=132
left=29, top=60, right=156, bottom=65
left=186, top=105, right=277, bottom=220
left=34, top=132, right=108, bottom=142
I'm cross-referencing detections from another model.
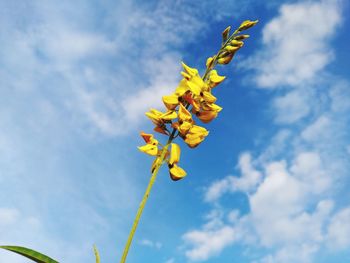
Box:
left=204, top=152, right=261, bottom=202
left=244, top=0, right=341, bottom=88
left=183, top=225, right=236, bottom=261
left=301, top=115, right=330, bottom=141
left=273, top=90, right=311, bottom=124
left=327, top=207, right=350, bottom=250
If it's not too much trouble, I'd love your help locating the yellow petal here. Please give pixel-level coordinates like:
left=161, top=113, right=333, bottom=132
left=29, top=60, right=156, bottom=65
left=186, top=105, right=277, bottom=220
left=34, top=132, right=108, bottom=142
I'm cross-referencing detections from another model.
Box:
left=138, top=144, right=158, bottom=156
left=197, top=110, right=218, bottom=123
left=145, top=109, right=163, bottom=124
left=178, top=121, right=192, bottom=134
left=160, top=110, right=178, bottom=121
left=162, top=94, right=179, bottom=110
left=184, top=134, right=204, bottom=148
left=187, top=80, right=202, bottom=96
left=169, top=164, right=187, bottom=181
left=191, top=75, right=206, bottom=92
left=169, top=143, right=181, bottom=165
left=202, top=91, right=217, bottom=104
left=181, top=71, right=191, bottom=80
left=238, top=20, right=258, bottom=31
left=209, top=70, right=226, bottom=88
left=189, top=125, right=209, bottom=137
left=175, top=79, right=190, bottom=96
left=181, top=62, right=198, bottom=77
left=203, top=103, right=223, bottom=112
left=178, top=104, right=192, bottom=122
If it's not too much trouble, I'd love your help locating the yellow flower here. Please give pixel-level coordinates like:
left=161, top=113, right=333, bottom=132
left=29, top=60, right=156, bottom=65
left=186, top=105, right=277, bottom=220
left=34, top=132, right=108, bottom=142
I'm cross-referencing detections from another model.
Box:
left=175, top=79, right=190, bottom=96
left=168, top=143, right=187, bottom=181
left=138, top=144, right=158, bottom=156
left=160, top=110, right=178, bottom=121
left=162, top=94, right=179, bottom=110
left=181, top=62, right=199, bottom=77
left=184, top=125, right=209, bottom=148
left=201, top=91, right=217, bottom=104
left=197, top=110, right=218, bottom=123
left=169, top=164, right=187, bottom=181
left=202, top=103, right=223, bottom=112
left=145, top=108, right=163, bottom=126
left=173, top=104, right=194, bottom=135
left=145, top=109, right=177, bottom=123
left=208, top=70, right=226, bottom=88
left=138, top=132, right=159, bottom=156
left=172, top=120, right=192, bottom=135
left=178, top=103, right=193, bottom=123
left=181, top=62, right=207, bottom=96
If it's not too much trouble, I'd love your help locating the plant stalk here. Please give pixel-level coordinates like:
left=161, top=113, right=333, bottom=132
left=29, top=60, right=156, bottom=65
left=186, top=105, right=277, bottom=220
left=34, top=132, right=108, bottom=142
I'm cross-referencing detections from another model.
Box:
left=119, top=129, right=177, bottom=263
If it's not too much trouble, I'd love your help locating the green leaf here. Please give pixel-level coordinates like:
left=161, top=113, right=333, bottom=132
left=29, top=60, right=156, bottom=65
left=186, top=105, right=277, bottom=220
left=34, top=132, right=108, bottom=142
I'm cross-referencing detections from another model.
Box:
left=0, top=246, right=59, bottom=263
left=93, top=245, right=101, bottom=263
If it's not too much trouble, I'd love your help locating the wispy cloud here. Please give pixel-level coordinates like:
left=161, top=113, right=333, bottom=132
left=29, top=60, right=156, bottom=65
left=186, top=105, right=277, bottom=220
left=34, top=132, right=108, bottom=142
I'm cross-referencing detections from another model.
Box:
left=243, top=0, right=341, bottom=88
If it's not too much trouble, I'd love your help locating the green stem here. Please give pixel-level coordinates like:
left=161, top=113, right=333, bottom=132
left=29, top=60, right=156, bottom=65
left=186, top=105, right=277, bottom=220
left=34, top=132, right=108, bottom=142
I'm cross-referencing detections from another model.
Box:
left=119, top=129, right=177, bottom=263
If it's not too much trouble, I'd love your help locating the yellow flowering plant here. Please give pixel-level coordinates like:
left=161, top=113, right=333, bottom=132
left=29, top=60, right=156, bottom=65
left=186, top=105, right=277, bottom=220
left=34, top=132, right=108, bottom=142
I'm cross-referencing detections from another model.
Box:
left=0, top=19, right=258, bottom=263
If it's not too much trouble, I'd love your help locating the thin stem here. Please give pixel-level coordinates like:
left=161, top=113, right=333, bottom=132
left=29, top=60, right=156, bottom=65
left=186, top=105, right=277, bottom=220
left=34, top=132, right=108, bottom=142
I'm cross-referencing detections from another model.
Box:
left=119, top=128, right=177, bottom=263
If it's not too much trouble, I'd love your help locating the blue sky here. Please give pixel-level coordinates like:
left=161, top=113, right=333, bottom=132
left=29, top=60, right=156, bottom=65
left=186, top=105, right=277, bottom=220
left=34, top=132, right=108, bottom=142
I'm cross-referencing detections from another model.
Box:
left=0, top=0, right=350, bottom=262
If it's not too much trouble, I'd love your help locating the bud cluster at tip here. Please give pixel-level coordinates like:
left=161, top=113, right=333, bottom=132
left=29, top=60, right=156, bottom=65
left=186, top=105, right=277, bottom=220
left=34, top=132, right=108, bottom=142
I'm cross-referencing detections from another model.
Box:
left=138, top=19, right=258, bottom=181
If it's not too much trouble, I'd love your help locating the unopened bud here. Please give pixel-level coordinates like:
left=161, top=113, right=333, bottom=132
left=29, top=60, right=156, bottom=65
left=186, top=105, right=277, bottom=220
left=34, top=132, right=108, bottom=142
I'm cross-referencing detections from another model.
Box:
left=238, top=20, right=258, bottom=31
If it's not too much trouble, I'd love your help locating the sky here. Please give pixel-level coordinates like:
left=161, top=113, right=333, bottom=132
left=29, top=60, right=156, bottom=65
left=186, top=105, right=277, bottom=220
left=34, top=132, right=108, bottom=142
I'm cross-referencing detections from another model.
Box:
left=0, top=0, right=350, bottom=262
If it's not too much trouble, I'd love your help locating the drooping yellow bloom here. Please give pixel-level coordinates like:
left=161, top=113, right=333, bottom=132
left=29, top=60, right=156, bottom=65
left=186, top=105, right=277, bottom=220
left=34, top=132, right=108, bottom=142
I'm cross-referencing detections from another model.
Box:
left=145, top=109, right=164, bottom=126
left=201, top=91, right=217, bottom=104
left=181, top=62, right=207, bottom=96
left=202, top=103, right=223, bottom=112
left=169, top=164, right=187, bottom=181
left=184, top=125, right=209, bottom=148
left=208, top=70, right=226, bottom=88
left=178, top=103, right=192, bottom=122
left=197, top=110, right=218, bottom=123
left=160, top=110, right=177, bottom=121
left=167, top=143, right=186, bottom=181
left=138, top=132, right=159, bottom=156
left=162, top=94, right=179, bottom=110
